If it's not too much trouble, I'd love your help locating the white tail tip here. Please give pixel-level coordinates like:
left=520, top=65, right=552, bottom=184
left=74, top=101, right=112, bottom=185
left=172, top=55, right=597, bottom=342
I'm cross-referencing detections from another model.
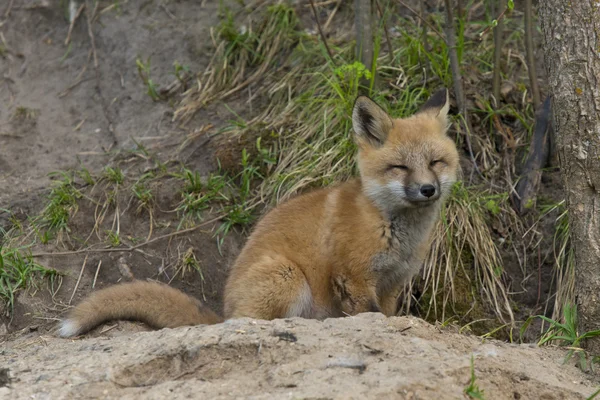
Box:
left=58, top=319, right=81, bottom=338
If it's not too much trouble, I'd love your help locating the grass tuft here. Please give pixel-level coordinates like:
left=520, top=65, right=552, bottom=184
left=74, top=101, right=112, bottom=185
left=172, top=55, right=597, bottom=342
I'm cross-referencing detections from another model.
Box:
left=0, top=247, right=61, bottom=313
left=521, top=303, right=600, bottom=372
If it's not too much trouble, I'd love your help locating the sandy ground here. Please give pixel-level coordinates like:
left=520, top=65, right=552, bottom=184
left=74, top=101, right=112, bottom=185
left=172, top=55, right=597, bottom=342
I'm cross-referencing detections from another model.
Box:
left=2, top=314, right=597, bottom=399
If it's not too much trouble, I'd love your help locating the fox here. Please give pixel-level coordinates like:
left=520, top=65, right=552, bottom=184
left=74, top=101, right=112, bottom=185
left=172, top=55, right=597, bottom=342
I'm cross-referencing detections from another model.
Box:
left=58, top=88, right=460, bottom=338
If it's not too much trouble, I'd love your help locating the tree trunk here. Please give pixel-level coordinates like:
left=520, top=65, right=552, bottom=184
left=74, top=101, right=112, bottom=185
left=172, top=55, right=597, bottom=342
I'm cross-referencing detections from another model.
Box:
left=539, top=2, right=600, bottom=353
left=354, top=0, right=374, bottom=91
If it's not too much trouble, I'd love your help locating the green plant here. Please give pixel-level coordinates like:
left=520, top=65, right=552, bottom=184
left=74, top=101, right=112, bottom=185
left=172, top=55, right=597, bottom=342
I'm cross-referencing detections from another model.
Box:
left=35, top=171, right=82, bottom=232
left=103, top=167, right=125, bottom=185
left=132, top=181, right=153, bottom=210
left=587, top=387, right=600, bottom=400
left=521, top=304, right=600, bottom=371
left=464, top=354, right=485, bottom=399
left=106, top=230, right=121, bottom=247
left=0, top=247, right=61, bottom=313
left=136, top=57, right=161, bottom=101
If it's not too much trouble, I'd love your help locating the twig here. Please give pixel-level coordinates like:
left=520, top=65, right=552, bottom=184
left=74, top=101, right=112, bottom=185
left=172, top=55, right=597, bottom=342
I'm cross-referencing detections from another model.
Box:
left=375, top=0, right=394, bottom=64
left=322, top=0, right=341, bottom=31
left=479, top=6, right=510, bottom=38
left=92, top=260, right=102, bottom=289
left=396, top=0, right=446, bottom=44
left=58, top=76, right=94, bottom=98
left=31, top=215, right=224, bottom=257
left=4, top=0, right=14, bottom=18
left=308, top=0, right=335, bottom=62
left=524, top=0, right=540, bottom=108
left=69, top=254, right=89, bottom=305
left=65, top=3, right=85, bottom=45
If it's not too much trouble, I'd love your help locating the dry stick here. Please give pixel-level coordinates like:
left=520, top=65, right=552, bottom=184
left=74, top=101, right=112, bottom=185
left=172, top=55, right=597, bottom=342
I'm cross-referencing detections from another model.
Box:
left=69, top=254, right=89, bottom=305
left=91, top=260, right=102, bottom=289
left=4, top=0, right=14, bottom=18
left=31, top=215, right=224, bottom=257
left=396, top=0, right=446, bottom=44
left=375, top=0, right=395, bottom=64
left=322, top=0, right=342, bottom=31
left=65, top=3, right=85, bottom=45
left=524, top=0, right=540, bottom=108
left=308, top=0, right=335, bottom=62
left=491, top=0, right=504, bottom=106
left=442, top=0, right=481, bottom=179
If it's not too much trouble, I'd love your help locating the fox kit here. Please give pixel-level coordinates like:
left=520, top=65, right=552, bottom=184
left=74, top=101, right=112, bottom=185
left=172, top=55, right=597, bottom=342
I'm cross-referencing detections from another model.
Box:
left=59, top=89, right=459, bottom=337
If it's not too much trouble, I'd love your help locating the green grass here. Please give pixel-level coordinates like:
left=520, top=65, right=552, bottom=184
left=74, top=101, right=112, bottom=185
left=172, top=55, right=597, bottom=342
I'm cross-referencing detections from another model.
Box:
left=0, top=247, right=61, bottom=313
left=587, top=388, right=600, bottom=400
left=521, top=304, right=600, bottom=372
left=464, top=354, right=485, bottom=399
left=103, top=166, right=125, bottom=185
left=136, top=57, right=161, bottom=101
left=34, top=171, right=82, bottom=233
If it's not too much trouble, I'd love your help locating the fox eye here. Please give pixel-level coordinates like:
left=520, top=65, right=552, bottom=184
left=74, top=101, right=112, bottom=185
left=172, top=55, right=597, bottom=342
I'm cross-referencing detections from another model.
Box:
left=391, top=165, right=409, bottom=171
left=430, top=159, right=444, bottom=167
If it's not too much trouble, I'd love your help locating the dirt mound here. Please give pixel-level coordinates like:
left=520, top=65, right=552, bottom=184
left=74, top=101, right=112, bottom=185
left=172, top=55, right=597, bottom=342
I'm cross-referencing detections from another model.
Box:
left=2, top=314, right=595, bottom=399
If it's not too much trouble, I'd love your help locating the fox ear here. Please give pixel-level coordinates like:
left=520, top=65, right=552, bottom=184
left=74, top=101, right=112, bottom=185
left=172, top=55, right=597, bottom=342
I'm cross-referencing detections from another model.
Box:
left=418, top=88, right=450, bottom=127
left=352, top=96, right=393, bottom=147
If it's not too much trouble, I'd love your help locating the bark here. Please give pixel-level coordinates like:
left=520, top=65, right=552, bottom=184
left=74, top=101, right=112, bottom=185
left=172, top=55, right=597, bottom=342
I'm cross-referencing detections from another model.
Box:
left=539, top=1, right=600, bottom=353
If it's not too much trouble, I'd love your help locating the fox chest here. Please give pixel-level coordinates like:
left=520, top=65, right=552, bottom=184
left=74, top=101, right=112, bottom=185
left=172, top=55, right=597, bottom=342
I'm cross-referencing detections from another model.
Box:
left=370, top=216, right=433, bottom=291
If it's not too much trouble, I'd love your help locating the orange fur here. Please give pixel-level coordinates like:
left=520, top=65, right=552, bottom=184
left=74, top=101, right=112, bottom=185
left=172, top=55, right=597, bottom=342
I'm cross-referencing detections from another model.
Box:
left=59, top=89, right=460, bottom=337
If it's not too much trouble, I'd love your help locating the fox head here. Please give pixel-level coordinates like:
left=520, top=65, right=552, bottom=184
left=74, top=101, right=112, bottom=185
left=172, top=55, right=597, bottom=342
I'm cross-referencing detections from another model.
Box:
left=352, top=89, right=460, bottom=215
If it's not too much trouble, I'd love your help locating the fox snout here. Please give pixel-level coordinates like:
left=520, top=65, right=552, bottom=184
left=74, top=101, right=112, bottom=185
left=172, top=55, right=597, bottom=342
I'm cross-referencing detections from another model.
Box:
left=405, top=182, right=441, bottom=203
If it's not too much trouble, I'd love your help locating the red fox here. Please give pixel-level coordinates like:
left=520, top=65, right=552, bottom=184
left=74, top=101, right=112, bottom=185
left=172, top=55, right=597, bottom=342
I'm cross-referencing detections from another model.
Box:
left=59, top=88, right=460, bottom=337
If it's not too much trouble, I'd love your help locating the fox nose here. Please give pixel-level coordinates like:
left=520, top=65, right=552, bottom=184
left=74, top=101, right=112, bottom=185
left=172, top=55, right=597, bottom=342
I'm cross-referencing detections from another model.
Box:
left=420, top=184, right=436, bottom=198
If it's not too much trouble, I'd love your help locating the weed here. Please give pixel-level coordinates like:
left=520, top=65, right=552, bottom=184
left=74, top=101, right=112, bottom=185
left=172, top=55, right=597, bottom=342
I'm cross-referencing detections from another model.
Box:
left=77, top=167, right=96, bottom=186
left=12, top=106, right=38, bottom=120
left=173, top=60, right=191, bottom=87
left=103, top=167, right=125, bottom=185
left=132, top=181, right=153, bottom=210
left=521, top=304, right=600, bottom=372
left=136, top=57, right=161, bottom=101
left=464, top=355, right=485, bottom=399
left=106, top=230, right=121, bottom=247
left=35, top=171, right=82, bottom=232
left=0, top=247, right=61, bottom=313
left=175, top=169, right=229, bottom=222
